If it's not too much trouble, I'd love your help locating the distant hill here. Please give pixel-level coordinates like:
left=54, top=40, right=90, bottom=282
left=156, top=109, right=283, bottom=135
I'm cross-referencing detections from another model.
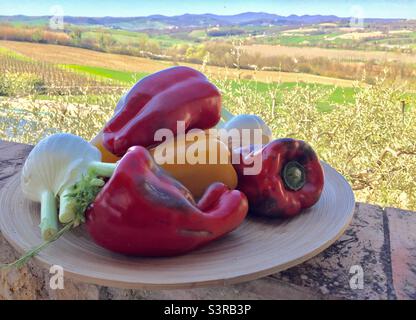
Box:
left=0, top=12, right=402, bottom=30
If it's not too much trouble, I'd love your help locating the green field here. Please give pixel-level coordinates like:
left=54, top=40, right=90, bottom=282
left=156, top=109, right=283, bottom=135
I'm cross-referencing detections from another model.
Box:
left=227, top=79, right=357, bottom=112
left=60, top=64, right=357, bottom=111
left=62, top=64, right=147, bottom=83
left=80, top=28, right=191, bottom=49
left=151, top=34, right=192, bottom=47
left=263, top=32, right=341, bottom=46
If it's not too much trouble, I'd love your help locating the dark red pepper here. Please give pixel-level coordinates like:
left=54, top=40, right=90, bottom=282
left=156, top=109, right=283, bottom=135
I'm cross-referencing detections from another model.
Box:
left=233, top=138, right=324, bottom=218
left=103, top=66, right=222, bottom=156
left=85, top=146, right=248, bottom=256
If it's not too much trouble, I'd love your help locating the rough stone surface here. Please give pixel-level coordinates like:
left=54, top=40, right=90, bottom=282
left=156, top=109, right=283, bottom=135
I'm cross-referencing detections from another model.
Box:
left=0, top=139, right=415, bottom=300
left=272, top=203, right=394, bottom=299
left=0, top=141, right=32, bottom=190
left=386, top=207, right=416, bottom=300
left=99, top=278, right=325, bottom=300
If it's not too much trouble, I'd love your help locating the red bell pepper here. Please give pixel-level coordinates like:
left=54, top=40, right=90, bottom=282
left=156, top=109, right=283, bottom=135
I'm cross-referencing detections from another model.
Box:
left=102, top=66, right=222, bottom=156
left=85, top=146, right=248, bottom=256
left=233, top=138, right=324, bottom=218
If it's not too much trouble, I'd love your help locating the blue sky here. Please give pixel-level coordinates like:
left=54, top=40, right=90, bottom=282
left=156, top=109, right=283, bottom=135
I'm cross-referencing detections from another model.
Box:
left=0, top=0, right=415, bottom=19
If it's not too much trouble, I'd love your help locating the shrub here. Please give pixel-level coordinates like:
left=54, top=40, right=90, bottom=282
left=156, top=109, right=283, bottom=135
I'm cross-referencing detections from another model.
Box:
left=0, top=92, right=119, bottom=143
left=0, top=72, right=46, bottom=96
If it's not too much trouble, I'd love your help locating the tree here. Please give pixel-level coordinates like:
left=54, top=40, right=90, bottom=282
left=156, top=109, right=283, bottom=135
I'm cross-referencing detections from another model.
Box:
left=70, top=28, right=82, bottom=45
left=31, top=29, right=43, bottom=42
left=98, top=33, right=117, bottom=51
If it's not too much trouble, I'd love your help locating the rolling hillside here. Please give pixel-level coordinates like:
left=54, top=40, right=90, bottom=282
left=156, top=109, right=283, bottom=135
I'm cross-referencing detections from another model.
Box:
left=0, top=40, right=356, bottom=87
left=0, top=13, right=401, bottom=30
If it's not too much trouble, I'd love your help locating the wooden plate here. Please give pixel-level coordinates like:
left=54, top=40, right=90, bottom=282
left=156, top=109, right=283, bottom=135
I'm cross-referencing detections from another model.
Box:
left=0, top=162, right=354, bottom=289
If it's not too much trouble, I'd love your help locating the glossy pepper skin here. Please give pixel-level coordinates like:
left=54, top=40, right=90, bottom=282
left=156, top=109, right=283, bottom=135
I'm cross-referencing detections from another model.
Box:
left=85, top=146, right=248, bottom=256
left=102, top=66, right=222, bottom=157
left=233, top=138, right=324, bottom=218
left=149, top=133, right=238, bottom=199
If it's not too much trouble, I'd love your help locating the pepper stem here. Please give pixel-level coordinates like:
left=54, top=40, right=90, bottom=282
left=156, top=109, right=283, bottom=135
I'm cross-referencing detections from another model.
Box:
left=282, top=161, right=306, bottom=191
left=40, top=190, right=58, bottom=241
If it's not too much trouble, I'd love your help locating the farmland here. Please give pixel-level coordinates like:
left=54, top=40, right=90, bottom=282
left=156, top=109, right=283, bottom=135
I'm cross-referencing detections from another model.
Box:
left=2, top=13, right=416, bottom=54
left=0, top=41, right=356, bottom=86
left=62, top=64, right=358, bottom=112
left=0, top=52, right=123, bottom=94
left=1, top=40, right=414, bottom=111
left=62, top=64, right=148, bottom=84
left=1, top=15, right=416, bottom=85
left=0, top=40, right=170, bottom=73
left=241, top=44, right=416, bottom=64
left=0, top=42, right=358, bottom=113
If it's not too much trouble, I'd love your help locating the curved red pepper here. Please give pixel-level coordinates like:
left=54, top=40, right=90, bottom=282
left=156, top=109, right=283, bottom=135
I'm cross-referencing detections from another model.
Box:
left=233, top=138, right=324, bottom=218
left=85, top=146, right=248, bottom=256
left=103, top=66, right=222, bottom=156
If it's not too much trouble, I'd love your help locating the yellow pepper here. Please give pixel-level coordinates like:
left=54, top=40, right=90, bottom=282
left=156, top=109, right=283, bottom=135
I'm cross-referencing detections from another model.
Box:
left=91, top=130, right=238, bottom=198
left=90, top=130, right=121, bottom=163
left=150, top=134, right=238, bottom=199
